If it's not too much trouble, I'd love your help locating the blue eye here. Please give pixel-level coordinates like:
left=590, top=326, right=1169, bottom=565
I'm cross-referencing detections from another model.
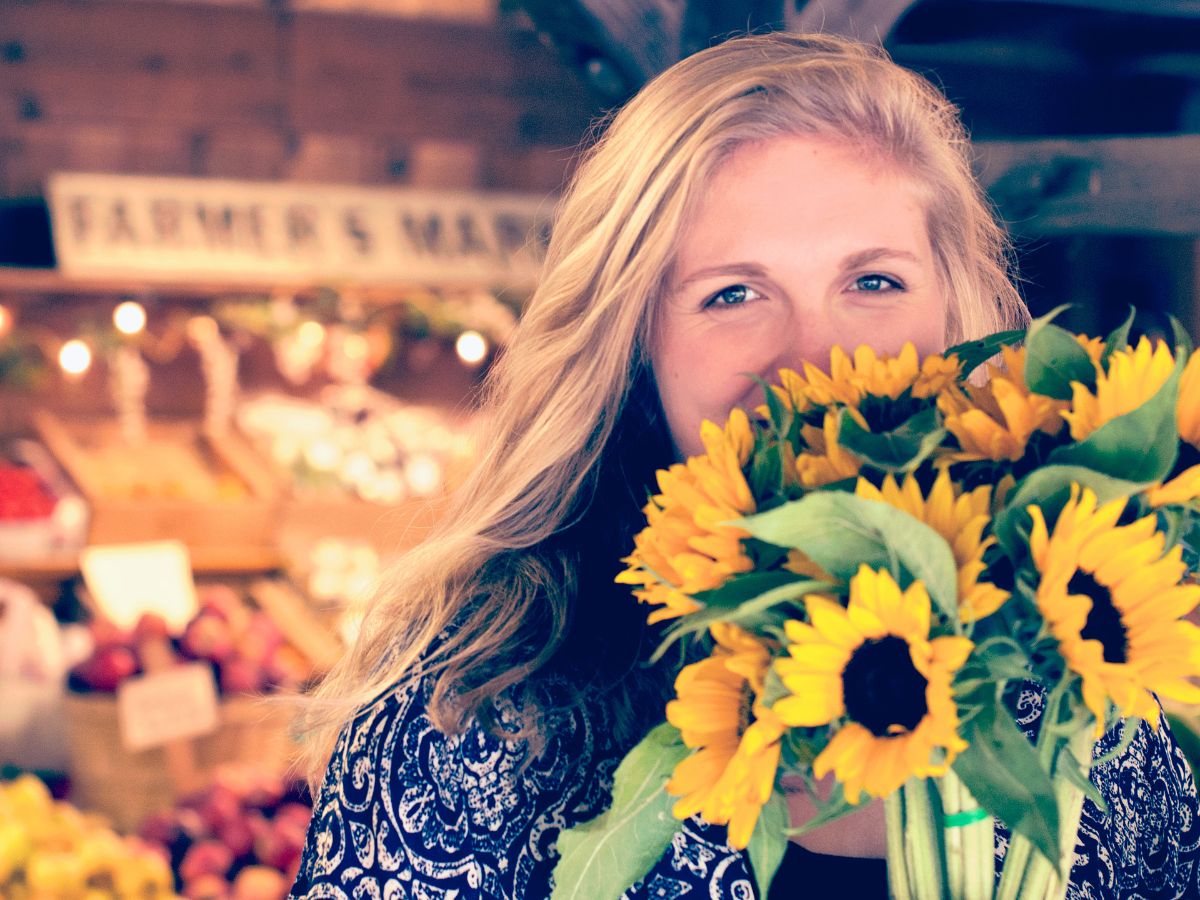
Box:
left=853, top=274, right=903, bottom=292
left=705, top=284, right=762, bottom=308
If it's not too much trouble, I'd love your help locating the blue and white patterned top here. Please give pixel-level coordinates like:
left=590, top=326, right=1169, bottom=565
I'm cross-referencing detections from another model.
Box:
left=291, top=673, right=1200, bottom=899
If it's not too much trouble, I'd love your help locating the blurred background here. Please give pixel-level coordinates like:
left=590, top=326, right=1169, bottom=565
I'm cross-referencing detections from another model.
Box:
left=0, top=2, right=1197, bottom=897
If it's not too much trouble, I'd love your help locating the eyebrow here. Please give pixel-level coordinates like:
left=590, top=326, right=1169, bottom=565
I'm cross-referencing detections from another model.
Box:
left=673, top=247, right=923, bottom=291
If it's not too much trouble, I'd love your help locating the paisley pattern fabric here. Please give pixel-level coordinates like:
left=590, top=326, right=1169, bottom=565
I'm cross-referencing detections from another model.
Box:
left=292, top=674, right=1200, bottom=899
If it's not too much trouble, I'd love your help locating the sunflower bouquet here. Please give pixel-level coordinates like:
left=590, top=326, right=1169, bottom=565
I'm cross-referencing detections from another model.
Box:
left=550, top=308, right=1200, bottom=900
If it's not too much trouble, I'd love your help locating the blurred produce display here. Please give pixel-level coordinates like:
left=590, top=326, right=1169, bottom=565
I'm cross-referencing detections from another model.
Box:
left=0, top=773, right=176, bottom=899
left=237, top=385, right=473, bottom=504
left=69, top=583, right=315, bottom=698
left=137, top=765, right=311, bottom=900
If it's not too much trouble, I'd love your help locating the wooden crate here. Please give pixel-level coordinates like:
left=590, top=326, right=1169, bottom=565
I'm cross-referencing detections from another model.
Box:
left=33, top=411, right=280, bottom=554
left=62, top=691, right=296, bottom=833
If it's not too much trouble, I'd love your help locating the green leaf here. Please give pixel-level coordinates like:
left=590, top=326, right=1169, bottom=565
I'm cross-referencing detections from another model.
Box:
left=650, top=576, right=828, bottom=663
left=953, top=697, right=1060, bottom=868
left=1171, top=316, right=1195, bottom=356
left=551, top=723, right=690, bottom=900
left=1048, top=352, right=1183, bottom=483
left=734, top=492, right=959, bottom=620
left=1024, top=307, right=1096, bottom=400
left=838, top=405, right=947, bottom=473
left=747, top=792, right=789, bottom=898
left=972, top=637, right=1033, bottom=682
left=944, top=329, right=1026, bottom=379
left=695, top=570, right=813, bottom=611
left=1102, top=306, right=1136, bottom=363
left=992, top=465, right=1150, bottom=563
left=749, top=441, right=786, bottom=499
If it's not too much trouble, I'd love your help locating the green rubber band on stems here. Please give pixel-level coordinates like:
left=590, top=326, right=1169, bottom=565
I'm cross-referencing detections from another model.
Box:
left=944, top=807, right=990, bottom=828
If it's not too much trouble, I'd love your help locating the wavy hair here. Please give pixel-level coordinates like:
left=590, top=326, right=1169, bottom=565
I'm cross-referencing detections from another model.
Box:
left=297, top=32, right=1029, bottom=783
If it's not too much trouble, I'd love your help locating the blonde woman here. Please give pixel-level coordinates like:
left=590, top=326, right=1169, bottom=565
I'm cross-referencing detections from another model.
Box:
left=291, top=33, right=1199, bottom=898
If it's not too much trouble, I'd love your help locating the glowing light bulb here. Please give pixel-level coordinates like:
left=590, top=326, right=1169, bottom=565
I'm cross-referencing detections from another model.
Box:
left=59, top=339, right=92, bottom=376
left=113, top=301, right=147, bottom=335
left=455, top=330, right=488, bottom=366
left=342, top=333, right=369, bottom=361
left=297, top=320, right=326, bottom=348
left=0, top=304, right=12, bottom=338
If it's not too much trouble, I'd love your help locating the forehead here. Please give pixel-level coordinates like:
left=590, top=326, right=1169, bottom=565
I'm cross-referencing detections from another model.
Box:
left=673, top=135, right=934, bottom=270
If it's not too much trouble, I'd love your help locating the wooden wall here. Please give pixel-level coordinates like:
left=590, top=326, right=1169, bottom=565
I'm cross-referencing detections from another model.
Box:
left=0, top=0, right=600, bottom=197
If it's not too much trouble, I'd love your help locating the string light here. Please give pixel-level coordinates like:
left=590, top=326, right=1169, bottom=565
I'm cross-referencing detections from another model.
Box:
left=297, top=320, right=326, bottom=348
left=455, top=330, right=488, bottom=366
left=58, top=339, right=92, bottom=376
left=342, top=333, right=369, bottom=361
left=113, top=300, right=147, bottom=335
left=0, top=304, right=12, bottom=338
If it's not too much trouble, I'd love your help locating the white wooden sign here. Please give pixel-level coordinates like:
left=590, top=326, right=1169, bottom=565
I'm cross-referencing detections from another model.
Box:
left=47, top=172, right=554, bottom=288
left=117, top=663, right=220, bottom=752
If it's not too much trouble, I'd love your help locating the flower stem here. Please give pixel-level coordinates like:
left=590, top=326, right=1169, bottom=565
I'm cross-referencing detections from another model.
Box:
left=940, top=768, right=994, bottom=900
left=886, top=790, right=913, bottom=900
left=896, top=778, right=947, bottom=899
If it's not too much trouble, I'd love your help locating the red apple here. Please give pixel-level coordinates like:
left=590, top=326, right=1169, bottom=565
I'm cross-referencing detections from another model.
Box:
left=232, top=865, right=288, bottom=900
left=74, top=644, right=139, bottom=691
left=89, top=616, right=132, bottom=649
left=253, top=818, right=301, bottom=874
left=182, top=614, right=236, bottom=663
left=217, top=814, right=256, bottom=860
left=219, top=657, right=266, bottom=695
left=184, top=873, right=232, bottom=900
left=272, top=803, right=312, bottom=834
left=197, top=784, right=242, bottom=834
left=139, top=808, right=182, bottom=848
left=236, top=613, right=283, bottom=665
left=244, top=772, right=286, bottom=811
left=179, top=839, right=234, bottom=883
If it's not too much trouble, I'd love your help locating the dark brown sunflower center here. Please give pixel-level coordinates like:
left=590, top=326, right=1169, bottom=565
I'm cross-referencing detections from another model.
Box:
left=858, top=392, right=925, bottom=434
left=842, top=635, right=929, bottom=737
left=1071, top=570, right=1128, bottom=664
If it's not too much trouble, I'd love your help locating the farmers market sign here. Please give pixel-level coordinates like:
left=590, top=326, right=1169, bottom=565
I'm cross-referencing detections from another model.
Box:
left=46, top=172, right=553, bottom=288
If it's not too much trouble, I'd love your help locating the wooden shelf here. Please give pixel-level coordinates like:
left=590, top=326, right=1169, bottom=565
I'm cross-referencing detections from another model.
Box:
left=0, top=266, right=495, bottom=301
left=0, top=545, right=282, bottom=581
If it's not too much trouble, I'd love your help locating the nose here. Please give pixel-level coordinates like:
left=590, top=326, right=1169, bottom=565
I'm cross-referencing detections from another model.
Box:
left=769, top=309, right=841, bottom=379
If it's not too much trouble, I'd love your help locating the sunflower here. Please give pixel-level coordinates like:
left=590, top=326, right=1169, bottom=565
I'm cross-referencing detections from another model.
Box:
left=1180, top=351, right=1200, bottom=449
left=795, top=410, right=863, bottom=488
left=772, top=566, right=972, bottom=803
left=616, top=409, right=757, bottom=623
left=938, top=345, right=1066, bottom=462
left=666, top=622, right=785, bottom=848
left=801, top=343, right=961, bottom=408
left=1062, top=337, right=1176, bottom=441
left=762, top=367, right=813, bottom=416
left=1028, top=486, right=1200, bottom=734
left=1147, top=465, right=1200, bottom=508
left=855, top=470, right=1009, bottom=622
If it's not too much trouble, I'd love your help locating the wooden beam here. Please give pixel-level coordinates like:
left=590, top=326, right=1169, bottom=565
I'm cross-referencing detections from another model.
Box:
left=975, top=135, right=1200, bottom=236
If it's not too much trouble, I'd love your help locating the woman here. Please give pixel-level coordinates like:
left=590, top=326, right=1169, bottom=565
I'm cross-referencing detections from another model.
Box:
left=291, top=32, right=1199, bottom=898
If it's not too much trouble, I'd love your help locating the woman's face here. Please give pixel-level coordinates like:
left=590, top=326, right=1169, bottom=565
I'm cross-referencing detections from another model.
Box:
left=651, top=135, right=948, bottom=459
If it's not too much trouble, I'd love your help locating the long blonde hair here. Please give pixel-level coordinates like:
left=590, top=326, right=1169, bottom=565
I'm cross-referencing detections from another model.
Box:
left=297, top=32, right=1029, bottom=783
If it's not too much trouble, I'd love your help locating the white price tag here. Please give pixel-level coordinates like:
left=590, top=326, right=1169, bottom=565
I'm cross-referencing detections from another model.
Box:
left=117, top=662, right=220, bottom=752
left=80, top=540, right=197, bottom=632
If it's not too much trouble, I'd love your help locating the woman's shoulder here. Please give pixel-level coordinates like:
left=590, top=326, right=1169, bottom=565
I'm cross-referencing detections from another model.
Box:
left=291, top=667, right=625, bottom=898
